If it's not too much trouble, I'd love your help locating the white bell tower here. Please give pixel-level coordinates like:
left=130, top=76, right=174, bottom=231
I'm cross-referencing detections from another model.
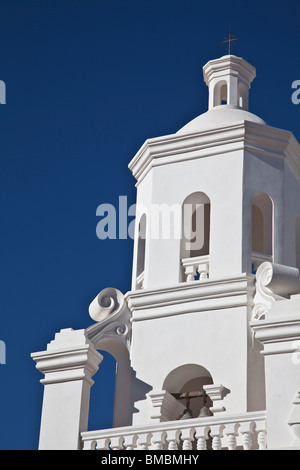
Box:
left=33, top=53, right=300, bottom=450
left=125, top=54, right=273, bottom=425
left=129, top=54, right=299, bottom=294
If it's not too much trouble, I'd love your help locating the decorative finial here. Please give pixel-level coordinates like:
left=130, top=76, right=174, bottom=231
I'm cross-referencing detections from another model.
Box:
left=220, top=26, right=240, bottom=54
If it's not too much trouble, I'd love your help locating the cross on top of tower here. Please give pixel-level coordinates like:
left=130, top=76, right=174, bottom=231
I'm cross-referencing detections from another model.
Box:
left=220, top=28, right=240, bottom=54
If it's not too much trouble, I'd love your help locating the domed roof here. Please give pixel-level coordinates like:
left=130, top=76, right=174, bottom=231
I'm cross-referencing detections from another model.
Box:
left=177, top=104, right=267, bottom=135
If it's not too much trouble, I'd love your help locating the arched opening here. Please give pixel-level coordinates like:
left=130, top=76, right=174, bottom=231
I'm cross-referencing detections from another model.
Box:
left=136, top=214, right=146, bottom=289
left=252, top=204, right=264, bottom=252
left=181, top=192, right=210, bottom=281
left=88, top=351, right=116, bottom=431
left=296, top=216, right=300, bottom=271
left=181, top=192, right=210, bottom=258
left=252, top=192, right=273, bottom=272
left=238, top=82, right=248, bottom=110
left=87, top=333, right=133, bottom=430
left=163, top=364, right=213, bottom=420
left=220, top=83, right=227, bottom=105
left=213, top=80, right=227, bottom=107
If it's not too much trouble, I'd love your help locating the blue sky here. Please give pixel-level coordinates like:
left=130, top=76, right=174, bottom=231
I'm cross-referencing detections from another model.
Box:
left=0, top=0, right=299, bottom=449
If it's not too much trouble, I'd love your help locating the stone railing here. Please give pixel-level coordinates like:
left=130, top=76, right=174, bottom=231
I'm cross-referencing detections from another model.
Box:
left=181, top=255, right=210, bottom=282
left=81, top=411, right=266, bottom=450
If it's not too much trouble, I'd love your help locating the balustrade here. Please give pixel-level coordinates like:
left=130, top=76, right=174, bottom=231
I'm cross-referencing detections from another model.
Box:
left=81, top=411, right=266, bottom=450
left=181, top=255, right=210, bottom=282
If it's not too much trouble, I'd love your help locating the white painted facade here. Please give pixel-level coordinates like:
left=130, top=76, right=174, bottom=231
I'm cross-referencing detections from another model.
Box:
left=32, top=54, right=300, bottom=450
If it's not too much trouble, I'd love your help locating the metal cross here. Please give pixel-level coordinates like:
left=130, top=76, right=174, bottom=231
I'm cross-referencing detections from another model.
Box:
left=220, top=28, right=240, bottom=54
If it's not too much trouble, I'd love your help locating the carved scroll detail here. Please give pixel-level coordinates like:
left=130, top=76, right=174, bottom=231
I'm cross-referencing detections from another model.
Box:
left=252, top=262, right=300, bottom=320
left=86, top=287, right=131, bottom=351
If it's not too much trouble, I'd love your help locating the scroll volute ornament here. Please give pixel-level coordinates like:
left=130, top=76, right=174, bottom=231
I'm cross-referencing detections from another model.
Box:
left=86, top=287, right=131, bottom=352
left=252, top=262, right=300, bottom=320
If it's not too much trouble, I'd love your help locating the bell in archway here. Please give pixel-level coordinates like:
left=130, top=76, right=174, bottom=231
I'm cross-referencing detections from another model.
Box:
left=180, top=397, right=193, bottom=420
left=199, top=392, right=211, bottom=417
left=180, top=406, right=193, bottom=420
left=199, top=405, right=211, bottom=417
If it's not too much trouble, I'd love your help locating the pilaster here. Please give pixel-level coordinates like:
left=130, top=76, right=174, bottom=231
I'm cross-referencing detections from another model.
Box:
left=251, top=295, right=300, bottom=449
left=31, top=328, right=102, bottom=450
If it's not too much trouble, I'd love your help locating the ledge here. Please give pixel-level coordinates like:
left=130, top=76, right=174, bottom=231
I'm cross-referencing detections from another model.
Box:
left=129, top=121, right=300, bottom=186
left=125, top=274, right=255, bottom=322
left=250, top=313, right=300, bottom=356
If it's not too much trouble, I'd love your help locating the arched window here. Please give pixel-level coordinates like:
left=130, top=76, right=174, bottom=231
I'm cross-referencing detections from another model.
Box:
left=181, top=192, right=210, bottom=281
left=136, top=214, right=146, bottom=289
left=213, top=80, right=227, bottom=106
left=238, top=82, right=248, bottom=110
left=296, top=216, right=300, bottom=271
left=252, top=192, right=273, bottom=272
left=181, top=192, right=210, bottom=258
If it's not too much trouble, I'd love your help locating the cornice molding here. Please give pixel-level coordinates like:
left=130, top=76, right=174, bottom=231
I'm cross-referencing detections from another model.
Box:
left=31, top=340, right=102, bottom=386
left=203, top=55, right=256, bottom=86
left=250, top=315, right=300, bottom=356
left=125, top=274, right=255, bottom=322
left=129, top=121, right=300, bottom=186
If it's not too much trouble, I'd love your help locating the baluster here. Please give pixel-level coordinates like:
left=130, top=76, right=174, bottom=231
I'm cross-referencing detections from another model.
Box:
left=166, top=429, right=180, bottom=450
left=185, top=265, right=197, bottom=282
left=197, top=265, right=208, bottom=280
left=182, top=439, right=192, bottom=450
left=242, top=432, right=252, bottom=450
left=110, top=436, right=125, bottom=450
left=137, top=433, right=152, bottom=450
left=199, top=271, right=208, bottom=280
left=180, top=427, right=195, bottom=450
left=257, top=430, right=267, bottom=450
left=239, top=421, right=254, bottom=450
left=95, top=438, right=111, bottom=450
left=195, top=426, right=209, bottom=450
left=168, top=440, right=178, bottom=450
left=227, top=434, right=237, bottom=450
left=225, top=423, right=239, bottom=450
left=196, top=436, right=207, bottom=450
left=210, top=424, right=224, bottom=451
left=152, top=431, right=167, bottom=450
left=212, top=435, right=222, bottom=450
left=197, top=260, right=209, bottom=280
left=124, top=434, right=138, bottom=451
left=82, top=439, right=96, bottom=450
